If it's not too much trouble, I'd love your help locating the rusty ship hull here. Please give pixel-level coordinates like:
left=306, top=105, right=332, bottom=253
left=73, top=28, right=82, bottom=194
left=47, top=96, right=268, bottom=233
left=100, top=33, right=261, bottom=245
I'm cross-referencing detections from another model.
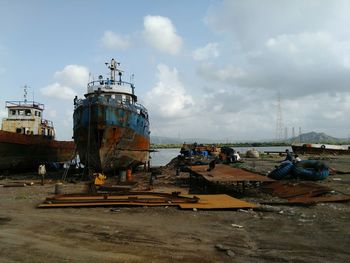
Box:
left=292, top=143, right=350, bottom=155
left=73, top=97, right=150, bottom=173
left=0, top=130, right=75, bottom=171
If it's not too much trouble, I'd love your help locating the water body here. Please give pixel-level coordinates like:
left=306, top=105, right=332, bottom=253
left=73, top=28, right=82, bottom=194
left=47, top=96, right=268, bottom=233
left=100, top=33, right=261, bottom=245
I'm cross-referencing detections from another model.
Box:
left=150, top=146, right=292, bottom=166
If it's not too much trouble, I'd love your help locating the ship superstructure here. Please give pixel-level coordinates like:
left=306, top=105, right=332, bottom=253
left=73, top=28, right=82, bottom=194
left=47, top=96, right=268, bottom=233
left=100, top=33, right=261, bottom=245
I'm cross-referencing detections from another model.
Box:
left=2, top=100, right=54, bottom=138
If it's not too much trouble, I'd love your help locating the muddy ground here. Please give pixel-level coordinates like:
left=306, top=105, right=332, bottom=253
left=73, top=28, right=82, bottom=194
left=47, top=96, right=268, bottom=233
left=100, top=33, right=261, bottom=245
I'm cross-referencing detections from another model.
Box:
left=0, top=154, right=349, bottom=263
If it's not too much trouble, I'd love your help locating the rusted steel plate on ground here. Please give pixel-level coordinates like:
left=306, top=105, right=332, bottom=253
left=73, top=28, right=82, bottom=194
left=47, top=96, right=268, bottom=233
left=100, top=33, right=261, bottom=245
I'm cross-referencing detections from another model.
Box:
left=288, top=194, right=350, bottom=204
left=38, top=192, right=258, bottom=209
left=179, top=194, right=258, bottom=209
left=261, top=181, right=331, bottom=198
left=38, top=192, right=199, bottom=208
left=38, top=201, right=176, bottom=208
left=189, top=164, right=274, bottom=183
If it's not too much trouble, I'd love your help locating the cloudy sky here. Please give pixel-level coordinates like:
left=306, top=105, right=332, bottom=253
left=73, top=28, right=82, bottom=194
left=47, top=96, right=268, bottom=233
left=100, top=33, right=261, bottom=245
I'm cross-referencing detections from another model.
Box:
left=1, top=0, right=350, bottom=141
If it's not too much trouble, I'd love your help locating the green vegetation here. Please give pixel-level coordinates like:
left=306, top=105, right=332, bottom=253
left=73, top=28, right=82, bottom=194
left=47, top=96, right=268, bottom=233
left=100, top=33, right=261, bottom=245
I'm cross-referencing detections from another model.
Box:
left=151, top=141, right=292, bottom=149
left=151, top=143, right=183, bottom=149
left=151, top=139, right=350, bottom=149
left=150, top=132, right=350, bottom=149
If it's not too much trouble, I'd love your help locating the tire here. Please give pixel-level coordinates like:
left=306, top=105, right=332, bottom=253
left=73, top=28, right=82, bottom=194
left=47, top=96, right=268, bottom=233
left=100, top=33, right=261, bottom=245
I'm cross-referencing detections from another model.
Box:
left=293, top=160, right=329, bottom=180
left=268, top=161, right=294, bottom=180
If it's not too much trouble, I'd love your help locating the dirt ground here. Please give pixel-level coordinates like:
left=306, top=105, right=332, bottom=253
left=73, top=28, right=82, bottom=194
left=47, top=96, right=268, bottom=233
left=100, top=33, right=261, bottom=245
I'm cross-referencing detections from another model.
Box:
left=0, top=154, right=349, bottom=263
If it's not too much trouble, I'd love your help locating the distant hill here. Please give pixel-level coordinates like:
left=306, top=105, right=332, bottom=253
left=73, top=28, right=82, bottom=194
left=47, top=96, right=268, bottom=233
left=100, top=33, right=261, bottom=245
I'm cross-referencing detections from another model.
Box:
left=289, top=132, right=348, bottom=144
left=151, top=132, right=349, bottom=145
left=151, top=136, right=220, bottom=145
left=151, top=136, right=183, bottom=144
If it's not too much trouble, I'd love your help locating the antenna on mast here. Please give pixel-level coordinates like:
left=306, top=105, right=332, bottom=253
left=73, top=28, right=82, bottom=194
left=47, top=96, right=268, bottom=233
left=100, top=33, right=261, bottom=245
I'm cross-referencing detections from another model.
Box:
left=22, top=85, right=34, bottom=103
left=105, top=58, right=121, bottom=83
left=24, top=85, right=28, bottom=102
left=105, top=58, right=123, bottom=84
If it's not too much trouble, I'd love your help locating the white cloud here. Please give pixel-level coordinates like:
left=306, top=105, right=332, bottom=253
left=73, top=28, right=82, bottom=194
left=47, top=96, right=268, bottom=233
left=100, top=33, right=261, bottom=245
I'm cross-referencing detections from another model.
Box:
left=193, top=43, right=220, bottom=61
left=54, top=65, right=89, bottom=87
left=206, top=0, right=350, bottom=49
left=145, top=64, right=194, bottom=119
left=62, top=110, right=73, bottom=127
left=282, top=93, right=350, bottom=137
left=46, top=109, right=57, bottom=118
left=143, top=15, right=183, bottom=55
left=196, top=31, right=350, bottom=98
left=40, top=83, right=76, bottom=100
left=197, top=63, right=246, bottom=84
left=41, top=65, right=89, bottom=100
left=147, top=1, right=350, bottom=140
left=101, top=30, right=130, bottom=50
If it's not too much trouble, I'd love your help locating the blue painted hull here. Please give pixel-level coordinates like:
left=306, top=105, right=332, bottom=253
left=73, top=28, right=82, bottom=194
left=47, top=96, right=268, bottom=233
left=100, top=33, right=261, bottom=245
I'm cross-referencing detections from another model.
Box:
left=73, top=96, right=150, bottom=172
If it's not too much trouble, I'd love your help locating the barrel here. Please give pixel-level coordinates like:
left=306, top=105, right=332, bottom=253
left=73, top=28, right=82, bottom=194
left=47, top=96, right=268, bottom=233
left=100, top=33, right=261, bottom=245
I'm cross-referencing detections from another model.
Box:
left=119, top=170, right=126, bottom=182
left=126, top=169, right=132, bottom=181
left=55, top=183, right=64, bottom=195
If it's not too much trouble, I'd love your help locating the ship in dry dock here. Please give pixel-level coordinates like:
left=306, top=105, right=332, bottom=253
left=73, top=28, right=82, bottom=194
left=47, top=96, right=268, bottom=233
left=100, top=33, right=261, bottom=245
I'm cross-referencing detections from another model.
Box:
left=73, top=59, right=150, bottom=174
left=0, top=88, right=75, bottom=171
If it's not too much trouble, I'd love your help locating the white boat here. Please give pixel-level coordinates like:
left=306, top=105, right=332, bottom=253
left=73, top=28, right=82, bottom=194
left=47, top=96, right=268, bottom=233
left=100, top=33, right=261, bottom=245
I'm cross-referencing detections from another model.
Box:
left=291, top=143, right=350, bottom=155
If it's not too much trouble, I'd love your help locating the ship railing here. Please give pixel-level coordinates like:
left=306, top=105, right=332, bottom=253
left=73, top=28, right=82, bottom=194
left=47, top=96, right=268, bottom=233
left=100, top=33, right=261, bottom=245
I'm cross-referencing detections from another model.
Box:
left=111, top=100, right=148, bottom=116
left=41, top=119, right=54, bottom=127
left=6, top=101, right=44, bottom=110
left=135, top=102, right=148, bottom=113
left=74, top=97, right=148, bottom=116
left=87, top=80, right=135, bottom=95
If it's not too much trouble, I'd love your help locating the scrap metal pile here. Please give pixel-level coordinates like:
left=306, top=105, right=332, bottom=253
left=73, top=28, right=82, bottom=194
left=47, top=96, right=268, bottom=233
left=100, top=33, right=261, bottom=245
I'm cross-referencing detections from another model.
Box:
left=36, top=145, right=350, bottom=209
left=262, top=181, right=350, bottom=205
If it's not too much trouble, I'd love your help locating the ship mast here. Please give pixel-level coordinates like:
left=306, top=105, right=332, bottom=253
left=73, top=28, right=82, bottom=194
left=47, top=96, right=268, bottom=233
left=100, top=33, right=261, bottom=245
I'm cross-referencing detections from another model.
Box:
left=105, top=58, right=123, bottom=83
left=22, top=85, right=34, bottom=103
left=23, top=85, right=28, bottom=102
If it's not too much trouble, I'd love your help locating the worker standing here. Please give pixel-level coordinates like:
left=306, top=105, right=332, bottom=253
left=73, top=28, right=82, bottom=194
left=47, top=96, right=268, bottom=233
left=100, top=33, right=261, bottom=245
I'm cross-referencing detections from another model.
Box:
left=38, top=164, right=46, bottom=185
left=149, top=172, right=156, bottom=190
left=284, top=149, right=293, bottom=162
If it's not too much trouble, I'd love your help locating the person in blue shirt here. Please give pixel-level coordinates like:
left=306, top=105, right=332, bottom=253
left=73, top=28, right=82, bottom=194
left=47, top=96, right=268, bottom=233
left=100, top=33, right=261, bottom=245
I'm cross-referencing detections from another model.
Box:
left=285, top=149, right=293, bottom=162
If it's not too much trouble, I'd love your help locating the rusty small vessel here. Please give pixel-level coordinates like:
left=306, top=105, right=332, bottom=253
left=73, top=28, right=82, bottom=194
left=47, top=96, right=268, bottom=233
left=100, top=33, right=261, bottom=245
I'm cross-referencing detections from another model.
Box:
left=0, top=87, right=75, bottom=171
left=291, top=142, right=350, bottom=155
left=73, top=59, right=150, bottom=174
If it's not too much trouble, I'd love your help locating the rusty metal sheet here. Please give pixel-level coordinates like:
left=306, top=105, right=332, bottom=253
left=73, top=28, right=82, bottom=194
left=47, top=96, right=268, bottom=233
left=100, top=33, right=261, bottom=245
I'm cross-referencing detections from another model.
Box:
left=38, top=201, right=174, bottom=208
left=189, top=164, right=274, bottom=183
left=261, top=181, right=331, bottom=198
left=288, top=194, right=350, bottom=204
left=37, top=192, right=258, bottom=209
left=179, top=194, right=258, bottom=209
left=38, top=192, right=199, bottom=208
